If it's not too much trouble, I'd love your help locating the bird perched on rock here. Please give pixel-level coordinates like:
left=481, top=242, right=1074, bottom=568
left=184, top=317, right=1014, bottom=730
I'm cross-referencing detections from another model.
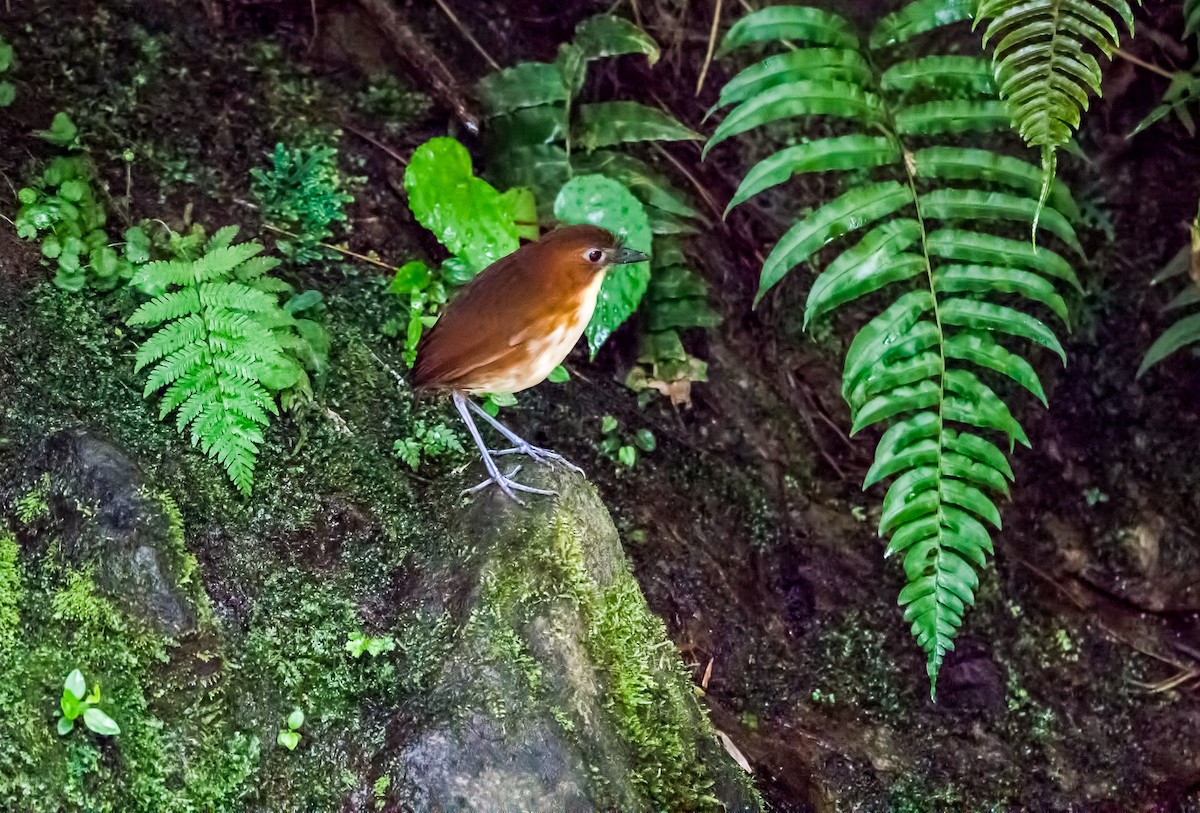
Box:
left=412, top=224, right=647, bottom=503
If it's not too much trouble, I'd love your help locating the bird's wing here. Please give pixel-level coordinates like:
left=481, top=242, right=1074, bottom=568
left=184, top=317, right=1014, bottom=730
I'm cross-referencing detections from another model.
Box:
left=411, top=252, right=551, bottom=390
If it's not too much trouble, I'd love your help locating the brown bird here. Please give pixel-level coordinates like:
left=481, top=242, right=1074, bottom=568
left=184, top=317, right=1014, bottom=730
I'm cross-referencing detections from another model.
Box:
left=412, top=224, right=647, bottom=502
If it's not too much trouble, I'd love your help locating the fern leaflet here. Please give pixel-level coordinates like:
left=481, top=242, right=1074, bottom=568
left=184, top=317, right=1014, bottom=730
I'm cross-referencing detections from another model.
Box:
left=708, top=4, right=1083, bottom=695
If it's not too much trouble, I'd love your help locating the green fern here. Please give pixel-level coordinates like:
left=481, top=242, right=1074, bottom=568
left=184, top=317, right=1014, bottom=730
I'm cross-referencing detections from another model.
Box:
left=708, top=5, right=1083, bottom=695
left=971, top=0, right=1136, bottom=207
left=128, top=226, right=325, bottom=495
left=1138, top=209, right=1200, bottom=376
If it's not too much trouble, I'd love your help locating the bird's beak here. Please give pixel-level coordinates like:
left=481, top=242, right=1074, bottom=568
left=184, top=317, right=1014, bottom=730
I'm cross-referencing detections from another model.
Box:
left=610, top=247, right=648, bottom=264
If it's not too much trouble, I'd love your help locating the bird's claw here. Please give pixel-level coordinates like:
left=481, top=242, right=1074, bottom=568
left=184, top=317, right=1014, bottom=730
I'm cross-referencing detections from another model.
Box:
left=461, top=464, right=558, bottom=506
left=488, top=444, right=585, bottom=475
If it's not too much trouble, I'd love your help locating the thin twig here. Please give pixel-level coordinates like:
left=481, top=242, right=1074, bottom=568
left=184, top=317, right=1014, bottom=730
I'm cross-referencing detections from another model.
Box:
left=650, top=141, right=723, bottom=220
left=431, top=0, right=500, bottom=71
left=629, top=0, right=643, bottom=27
left=262, top=223, right=395, bottom=270
left=344, top=123, right=409, bottom=166
left=696, top=0, right=724, bottom=96
left=1114, top=47, right=1177, bottom=80
left=307, top=0, right=320, bottom=54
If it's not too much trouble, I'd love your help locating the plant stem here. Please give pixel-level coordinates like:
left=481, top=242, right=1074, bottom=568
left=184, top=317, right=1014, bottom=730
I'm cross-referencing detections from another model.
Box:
left=1114, top=47, right=1176, bottom=80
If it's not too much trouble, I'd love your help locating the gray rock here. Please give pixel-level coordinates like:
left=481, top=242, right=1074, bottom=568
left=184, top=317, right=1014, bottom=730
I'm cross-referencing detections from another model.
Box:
left=391, top=464, right=762, bottom=813
left=30, top=428, right=201, bottom=638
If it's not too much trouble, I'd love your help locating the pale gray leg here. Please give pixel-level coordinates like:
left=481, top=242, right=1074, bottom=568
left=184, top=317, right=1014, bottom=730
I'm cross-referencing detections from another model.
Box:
left=464, top=397, right=585, bottom=475
left=453, top=392, right=557, bottom=504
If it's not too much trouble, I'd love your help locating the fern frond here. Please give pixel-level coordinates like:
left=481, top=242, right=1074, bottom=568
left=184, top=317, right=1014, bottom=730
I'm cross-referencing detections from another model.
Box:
left=709, top=4, right=1083, bottom=695
left=977, top=0, right=1136, bottom=204
left=128, top=230, right=310, bottom=495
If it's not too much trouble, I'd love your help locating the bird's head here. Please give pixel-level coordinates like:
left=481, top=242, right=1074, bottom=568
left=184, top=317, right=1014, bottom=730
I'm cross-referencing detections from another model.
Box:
left=537, top=225, right=648, bottom=285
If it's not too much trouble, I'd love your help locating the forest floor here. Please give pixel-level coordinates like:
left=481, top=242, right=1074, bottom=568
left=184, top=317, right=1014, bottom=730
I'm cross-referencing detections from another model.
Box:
left=1, top=0, right=1200, bottom=810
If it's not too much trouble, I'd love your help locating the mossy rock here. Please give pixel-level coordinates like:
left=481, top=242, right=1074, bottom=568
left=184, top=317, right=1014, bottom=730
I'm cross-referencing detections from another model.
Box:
left=391, top=465, right=762, bottom=812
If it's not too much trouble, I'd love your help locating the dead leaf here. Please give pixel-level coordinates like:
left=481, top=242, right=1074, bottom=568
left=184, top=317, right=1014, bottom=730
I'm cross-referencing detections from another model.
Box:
left=715, top=729, right=753, bottom=774
left=701, top=657, right=713, bottom=690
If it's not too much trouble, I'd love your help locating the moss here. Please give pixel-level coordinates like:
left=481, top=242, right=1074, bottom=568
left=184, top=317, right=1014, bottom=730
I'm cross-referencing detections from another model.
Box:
left=462, top=501, right=728, bottom=810
left=0, top=532, right=21, bottom=652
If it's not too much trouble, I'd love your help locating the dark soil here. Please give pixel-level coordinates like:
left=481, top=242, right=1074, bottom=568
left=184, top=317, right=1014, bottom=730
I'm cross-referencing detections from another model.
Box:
left=2, top=0, right=1199, bottom=810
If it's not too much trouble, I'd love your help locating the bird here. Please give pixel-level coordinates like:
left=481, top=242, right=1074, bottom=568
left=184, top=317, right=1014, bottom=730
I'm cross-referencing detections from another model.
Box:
left=412, top=224, right=648, bottom=503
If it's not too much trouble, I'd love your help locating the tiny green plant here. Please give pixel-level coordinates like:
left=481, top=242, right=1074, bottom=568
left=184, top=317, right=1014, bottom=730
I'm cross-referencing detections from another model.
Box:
left=251, top=141, right=355, bottom=265
left=13, top=475, right=51, bottom=525
left=393, top=419, right=465, bottom=471
left=0, top=36, right=15, bottom=107
left=277, top=707, right=304, bottom=751
left=57, top=669, right=120, bottom=737
left=1138, top=206, right=1200, bottom=376
left=15, top=153, right=149, bottom=291
left=37, top=111, right=80, bottom=149
left=597, top=414, right=656, bottom=468
left=345, top=631, right=396, bottom=658
left=127, top=225, right=329, bottom=495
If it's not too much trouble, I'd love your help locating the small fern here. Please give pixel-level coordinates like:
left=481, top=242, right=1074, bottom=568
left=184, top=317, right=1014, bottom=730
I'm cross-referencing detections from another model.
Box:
left=128, top=226, right=326, bottom=495
left=708, top=5, right=1083, bottom=695
left=1139, top=207, right=1200, bottom=376
left=970, top=0, right=1137, bottom=206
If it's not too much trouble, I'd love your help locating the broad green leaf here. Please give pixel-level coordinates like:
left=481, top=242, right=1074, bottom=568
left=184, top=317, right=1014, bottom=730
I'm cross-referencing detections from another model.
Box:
left=574, top=14, right=660, bottom=64
left=758, top=181, right=914, bottom=304
left=945, top=429, right=1013, bottom=479
left=485, top=144, right=570, bottom=214
left=83, top=707, right=121, bottom=737
left=554, top=175, right=653, bottom=354
left=944, top=330, right=1048, bottom=404
left=852, top=380, right=941, bottom=433
left=64, top=669, right=86, bottom=701
left=806, top=219, right=926, bottom=324
left=1138, top=312, right=1200, bottom=377
left=847, top=351, right=941, bottom=412
left=843, top=291, right=935, bottom=392
left=714, top=49, right=873, bottom=112
left=707, top=81, right=885, bottom=156
left=477, top=62, right=566, bottom=116
left=933, top=263, right=1069, bottom=324
left=388, top=261, right=432, bottom=295
left=940, top=297, right=1066, bottom=362
left=896, top=100, right=1012, bottom=135
left=920, top=188, right=1082, bottom=255
left=578, top=102, right=702, bottom=150
left=487, top=106, right=567, bottom=148
left=944, top=367, right=1030, bottom=448
left=926, top=228, right=1081, bottom=291
left=870, top=0, right=979, bottom=48
left=1164, top=285, right=1200, bottom=312
left=574, top=151, right=701, bottom=220
left=726, top=135, right=900, bottom=215
left=881, top=56, right=996, bottom=95
left=912, top=147, right=1081, bottom=221
left=718, top=6, right=859, bottom=55
left=404, top=137, right=521, bottom=272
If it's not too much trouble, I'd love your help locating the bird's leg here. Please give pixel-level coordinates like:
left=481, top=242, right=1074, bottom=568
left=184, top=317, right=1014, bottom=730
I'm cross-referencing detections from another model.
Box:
left=464, top=397, right=585, bottom=475
left=453, top=392, right=557, bottom=504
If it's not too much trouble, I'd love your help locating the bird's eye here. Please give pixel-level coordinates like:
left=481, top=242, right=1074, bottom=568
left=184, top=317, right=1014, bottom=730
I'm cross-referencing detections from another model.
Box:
left=586, top=248, right=604, bottom=263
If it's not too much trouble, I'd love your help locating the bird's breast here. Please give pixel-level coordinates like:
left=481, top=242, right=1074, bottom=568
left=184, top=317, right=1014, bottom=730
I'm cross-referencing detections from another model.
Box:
left=464, top=272, right=605, bottom=395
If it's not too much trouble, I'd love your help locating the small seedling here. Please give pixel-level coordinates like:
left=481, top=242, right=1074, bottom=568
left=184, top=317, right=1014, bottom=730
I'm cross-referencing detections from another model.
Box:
left=37, top=111, right=79, bottom=149
left=597, top=415, right=655, bottom=468
left=345, top=631, right=396, bottom=659
left=251, top=142, right=355, bottom=266
left=57, top=669, right=120, bottom=737
left=277, top=707, right=305, bottom=751
left=0, top=37, right=15, bottom=108
left=393, top=420, right=465, bottom=471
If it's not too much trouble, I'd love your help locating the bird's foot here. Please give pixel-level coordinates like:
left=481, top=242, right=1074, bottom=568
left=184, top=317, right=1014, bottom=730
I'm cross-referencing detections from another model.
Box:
left=462, top=464, right=558, bottom=506
left=488, top=443, right=584, bottom=475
